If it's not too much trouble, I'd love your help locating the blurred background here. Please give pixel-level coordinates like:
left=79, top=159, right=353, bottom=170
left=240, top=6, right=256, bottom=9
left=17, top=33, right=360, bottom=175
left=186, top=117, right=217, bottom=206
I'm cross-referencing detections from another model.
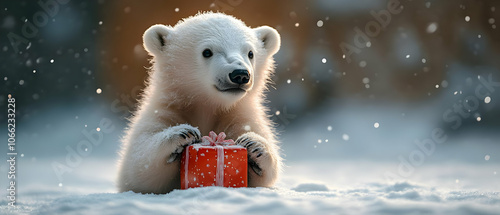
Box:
left=0, top=0, right=499, bottom=195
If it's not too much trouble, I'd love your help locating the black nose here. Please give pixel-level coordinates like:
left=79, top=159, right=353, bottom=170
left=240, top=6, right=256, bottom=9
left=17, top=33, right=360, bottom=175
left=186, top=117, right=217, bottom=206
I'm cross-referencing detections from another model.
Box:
left=229, top=69, right=250, bottom=85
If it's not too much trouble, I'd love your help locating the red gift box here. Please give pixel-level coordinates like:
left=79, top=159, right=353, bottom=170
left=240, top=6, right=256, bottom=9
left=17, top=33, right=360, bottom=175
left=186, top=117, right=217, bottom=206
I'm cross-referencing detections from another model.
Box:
left=181, top=131, right=247, bottom=189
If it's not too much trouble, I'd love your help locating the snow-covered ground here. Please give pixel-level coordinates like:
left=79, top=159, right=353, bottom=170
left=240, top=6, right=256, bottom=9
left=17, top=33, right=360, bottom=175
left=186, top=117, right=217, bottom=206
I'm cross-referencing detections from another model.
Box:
left=1, top=98, right=499, bottom=214
left=2, top=160, right=499, bottom=214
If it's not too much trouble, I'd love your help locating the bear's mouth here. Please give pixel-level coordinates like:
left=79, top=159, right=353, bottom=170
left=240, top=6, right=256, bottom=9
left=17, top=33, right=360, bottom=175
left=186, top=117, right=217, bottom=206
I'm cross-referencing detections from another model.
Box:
left=214, top=85, right=246, bottom=94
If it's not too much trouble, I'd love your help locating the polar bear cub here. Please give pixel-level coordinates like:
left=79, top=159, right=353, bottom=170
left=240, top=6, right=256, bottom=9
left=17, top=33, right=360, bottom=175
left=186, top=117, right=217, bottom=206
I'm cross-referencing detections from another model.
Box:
left=117, top=12, right=282, bottom=194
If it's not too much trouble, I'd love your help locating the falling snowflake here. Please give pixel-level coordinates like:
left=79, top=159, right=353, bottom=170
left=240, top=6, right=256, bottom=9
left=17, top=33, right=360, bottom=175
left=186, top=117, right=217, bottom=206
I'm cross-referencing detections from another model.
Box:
left=342, top=134, right=349, bottom=141
left=317, top=20, right=323, bottom=27
left=484, top=96, right=491, bottom=104
left=426, top=23, right=438, bottom=33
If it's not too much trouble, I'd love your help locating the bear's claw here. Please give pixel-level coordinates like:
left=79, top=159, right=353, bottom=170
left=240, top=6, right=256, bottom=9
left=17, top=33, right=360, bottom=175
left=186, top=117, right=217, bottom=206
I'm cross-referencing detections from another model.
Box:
left=248, top=158, right=263, bottom=176
left=236, top=134, right=267, bottom=176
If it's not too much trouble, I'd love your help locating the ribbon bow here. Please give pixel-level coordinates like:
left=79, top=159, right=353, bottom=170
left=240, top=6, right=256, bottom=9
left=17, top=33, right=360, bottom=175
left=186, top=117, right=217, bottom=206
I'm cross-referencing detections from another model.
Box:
left=201, top=131, right=235, bottom=146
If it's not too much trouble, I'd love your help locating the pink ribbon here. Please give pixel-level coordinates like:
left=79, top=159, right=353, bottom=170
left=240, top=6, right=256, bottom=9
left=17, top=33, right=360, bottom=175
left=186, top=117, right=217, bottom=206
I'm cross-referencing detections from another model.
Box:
left=201, top=131, right=235, bottom=146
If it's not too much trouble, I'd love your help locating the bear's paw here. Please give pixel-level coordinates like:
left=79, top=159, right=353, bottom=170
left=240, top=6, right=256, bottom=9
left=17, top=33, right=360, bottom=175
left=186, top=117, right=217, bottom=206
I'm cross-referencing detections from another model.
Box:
left=235, top=132, right=270, bottom=176
left=165, top=124, right=201, bottom=163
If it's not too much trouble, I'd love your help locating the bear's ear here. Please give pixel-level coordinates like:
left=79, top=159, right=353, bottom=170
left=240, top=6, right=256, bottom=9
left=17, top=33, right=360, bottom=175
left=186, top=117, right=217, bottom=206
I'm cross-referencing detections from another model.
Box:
left=143, top=24, right=174, bottom=56
left=254, top=26, right=281, bottom=55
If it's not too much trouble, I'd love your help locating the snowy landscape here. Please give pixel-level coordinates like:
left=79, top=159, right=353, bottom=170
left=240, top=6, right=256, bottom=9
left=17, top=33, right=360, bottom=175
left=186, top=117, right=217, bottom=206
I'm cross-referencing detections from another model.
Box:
left=0, top=97, right=498, bottom=214
left=1, top=0, right=500, bottom=214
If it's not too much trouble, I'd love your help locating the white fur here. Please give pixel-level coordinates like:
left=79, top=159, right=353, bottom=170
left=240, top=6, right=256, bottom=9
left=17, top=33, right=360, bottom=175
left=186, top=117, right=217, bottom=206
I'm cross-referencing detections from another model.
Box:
left=117, top=12, right=282, bottom=194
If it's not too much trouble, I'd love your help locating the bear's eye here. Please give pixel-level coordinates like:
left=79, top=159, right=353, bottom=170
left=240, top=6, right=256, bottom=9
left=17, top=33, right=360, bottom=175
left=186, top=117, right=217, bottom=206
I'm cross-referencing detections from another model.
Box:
left=248, top=51, right=254, bottom=59
left=202, top=49, right=213, bottom=58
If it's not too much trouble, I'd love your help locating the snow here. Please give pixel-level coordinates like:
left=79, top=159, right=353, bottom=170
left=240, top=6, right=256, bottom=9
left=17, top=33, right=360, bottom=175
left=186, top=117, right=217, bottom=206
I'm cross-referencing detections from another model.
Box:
left=342, top=134, right=350, bottom=141
left=2, top=162, right=499, bottom=214
left=0, top=96, right=499, bottom=214
left=426, top=23, right=438, bottom=33
left=317, top=20, right=323, bottom=27
left=484, top=96, right=491, bottom=104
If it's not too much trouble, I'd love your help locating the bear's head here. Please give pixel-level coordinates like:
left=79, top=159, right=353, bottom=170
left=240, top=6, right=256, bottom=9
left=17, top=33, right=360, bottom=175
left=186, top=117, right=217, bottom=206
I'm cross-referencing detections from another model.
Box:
left=143, top=12, right=280, bottom=108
